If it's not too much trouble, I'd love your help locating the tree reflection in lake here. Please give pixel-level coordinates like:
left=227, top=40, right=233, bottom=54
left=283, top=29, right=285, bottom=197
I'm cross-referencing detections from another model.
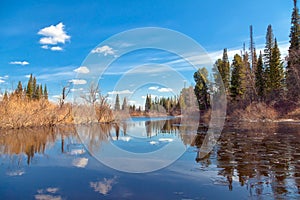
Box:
left=0, top=126, right=77, bottom=165
left=194, top=122, right=300, bottom=199
left=0, top=118, right=300, bottom=199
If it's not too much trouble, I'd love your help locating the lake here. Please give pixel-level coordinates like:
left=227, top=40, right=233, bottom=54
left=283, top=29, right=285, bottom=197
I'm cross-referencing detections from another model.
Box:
left=0, top=117, right=300, bottom=199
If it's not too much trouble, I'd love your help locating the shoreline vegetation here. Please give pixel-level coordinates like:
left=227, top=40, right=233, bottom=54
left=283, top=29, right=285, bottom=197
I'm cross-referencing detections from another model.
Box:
left=1, top=1, right=300, bottom=130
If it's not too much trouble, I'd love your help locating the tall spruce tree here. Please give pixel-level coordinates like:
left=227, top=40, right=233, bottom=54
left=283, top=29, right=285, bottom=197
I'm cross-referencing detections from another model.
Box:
left=230, top=54, right=246, bottom=100
left=122, top=97, right=128, bottom=110
left=255, top=51, right=265, bottom=100
left=44, top=84, right=48, bottom=100
left=264, top=25, right=274, bottom=95
left=16, top=81, right=23, bottom=97
left=115, top=94, right=120, bottom=111
left=26, top=74, right=33, bottom=99
left=286, top=0, right=300, bottom=102
left=145, top=94, right=152, bottom=111
left=269, top=38, right=284, bottom=96
left=32, top=77, right=37, bottom=99
left=222, top=49, right=230, bottom=92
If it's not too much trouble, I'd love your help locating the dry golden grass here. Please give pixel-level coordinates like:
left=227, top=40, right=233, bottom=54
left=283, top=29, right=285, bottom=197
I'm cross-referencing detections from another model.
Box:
left=0, top=89, right=116, bottom=129
left=285, top=107, right=300, bottom=119
left=0, top=95, right=72, bottom=129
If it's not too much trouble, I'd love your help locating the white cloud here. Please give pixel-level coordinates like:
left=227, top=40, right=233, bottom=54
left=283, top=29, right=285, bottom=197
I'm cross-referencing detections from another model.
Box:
left=111, top=136, right=131, bottom=142
left=35, top=187, right=61, bottom=200
left=148, top=86, right=159, bottom=90
left=72, top=157, right=88, bottom=168
left=69, top=79, right=87, bottom=85
left=52, top=95, right=61, bottom=99
left=38, top=22, right=70, bottom=51
left=128, top=100, right=136, bottom=104
left=208, top=41, right=289, bottom=62
left=158, top=88, right=173, bottom=92
left=158, top=138, right=174, bottom=142
left=0, top=75, right=8, bottom=83
left=46, top=188, right=59, bottom=194
left=150, top=141, right=158, bottom=145
left=108, top=90, right=133, bottom=95
left=91, top=45, right=115, bottom=56
left=25, top=74, right=31, bottom=78
left=74, top=66, right=90, bottom=74
left=35, top=194, right=62, bottom=200
left=142, top=94, right=158, bottom=99
left=6, top=169, right=25, bottom=176
left=41, top=45, right=49, bottom=49
left=70, top=88, right=83, bottom=92
left=50, top=46, right=63, bottom=51
left=9, top=61, right=29, bottom=66
left=38, top=22, right=70, bottom=45
left=90, top=177, right=117, bottom=195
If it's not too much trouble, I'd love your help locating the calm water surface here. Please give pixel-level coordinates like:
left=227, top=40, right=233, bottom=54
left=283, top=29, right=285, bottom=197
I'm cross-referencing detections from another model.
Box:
left=0, top=117, right=300, bottom=199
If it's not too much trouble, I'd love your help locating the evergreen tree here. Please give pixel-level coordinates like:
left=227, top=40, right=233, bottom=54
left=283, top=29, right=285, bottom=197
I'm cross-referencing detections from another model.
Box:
left=213, top=59, right=223, bottom=94
left=44, top=84, right=48, bottom=100
left=243, top=51, right=255, bottom=102
left=16, top=81, right=23, bottom=97
left=255, top=52, right=265, bottom=100
left=122, top=97, right=128, bottom=110
left=115, top=94, right=120, bottom=111
left=145, top=94, right=152, bottom=111
left=264, top=25, right=274, bottom=93
left=33, top=77, right=37, bottom=99
left=222, top=48, right=230, bottom=92
left=269, top=38, right=284, bottom=97
left=36, top=85, right=40, bottom=100
left=26, top=74, right=33, bottom=99
left=230, top=54, right=246, bottom=100
left=286, top=0, right=300, bottom=101
left=194, top=67, right=210, bottom=110
left=3, top=91, right=8, bottom=101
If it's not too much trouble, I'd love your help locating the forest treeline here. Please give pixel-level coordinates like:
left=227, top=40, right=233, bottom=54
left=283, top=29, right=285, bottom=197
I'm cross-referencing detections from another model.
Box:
left=192, top=0, right=300, bottom=121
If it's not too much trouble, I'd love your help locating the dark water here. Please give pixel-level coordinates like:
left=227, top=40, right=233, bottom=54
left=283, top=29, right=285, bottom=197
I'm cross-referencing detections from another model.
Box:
left=0, top=117, right=300, bottom=200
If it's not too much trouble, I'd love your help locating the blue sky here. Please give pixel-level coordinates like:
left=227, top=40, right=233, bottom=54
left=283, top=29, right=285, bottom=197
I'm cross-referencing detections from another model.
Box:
left=0, top=0, right=294, bottom=107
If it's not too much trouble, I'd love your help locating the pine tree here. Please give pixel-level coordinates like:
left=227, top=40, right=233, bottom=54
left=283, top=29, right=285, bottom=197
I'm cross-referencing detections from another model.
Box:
left=16, top=81, right=23, bottom=97
left=44, top=84, right=48, bottom=100
left=194, top=67, right=210, bottom=110
left=264, top=25, right=274, bottom=94
left=286, top=0, right=300, bottom=102
left=255, top=51, right=265, bottom=101
left=36, top=85, right=40, bottom=100
left=222, top=49, right=230, bottom=92
left=122, top=97, right=128, bottom=110
left=230, top=54, right=246, bottom=100
left=269, top=38, right=284, bottom=98
left=115, top=94, right=120, bottom=111
left=32, top=77, right=37, bottom=99
left=213, top=59, right=223, bottom=94
left=145, top=94, right=152, bottom=111
left=3, top=91, right=8, bottom=101
left=26, top=74, right=33, bottom=99
left=243, top=51, right=255, bottom=103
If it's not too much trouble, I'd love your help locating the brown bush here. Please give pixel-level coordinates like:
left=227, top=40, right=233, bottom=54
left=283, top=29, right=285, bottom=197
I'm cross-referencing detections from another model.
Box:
left=0, top=95, right=72, bottom=129
left=230, top=102, right=278, bottom=122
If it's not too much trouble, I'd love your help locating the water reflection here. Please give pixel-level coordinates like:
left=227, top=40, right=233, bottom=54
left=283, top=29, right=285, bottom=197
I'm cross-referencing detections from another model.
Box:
left=0, top=118, right=299, bottom=199
left=194, top=122, right=300, bottom=199
left=0, top=126, right=77, bottom=165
